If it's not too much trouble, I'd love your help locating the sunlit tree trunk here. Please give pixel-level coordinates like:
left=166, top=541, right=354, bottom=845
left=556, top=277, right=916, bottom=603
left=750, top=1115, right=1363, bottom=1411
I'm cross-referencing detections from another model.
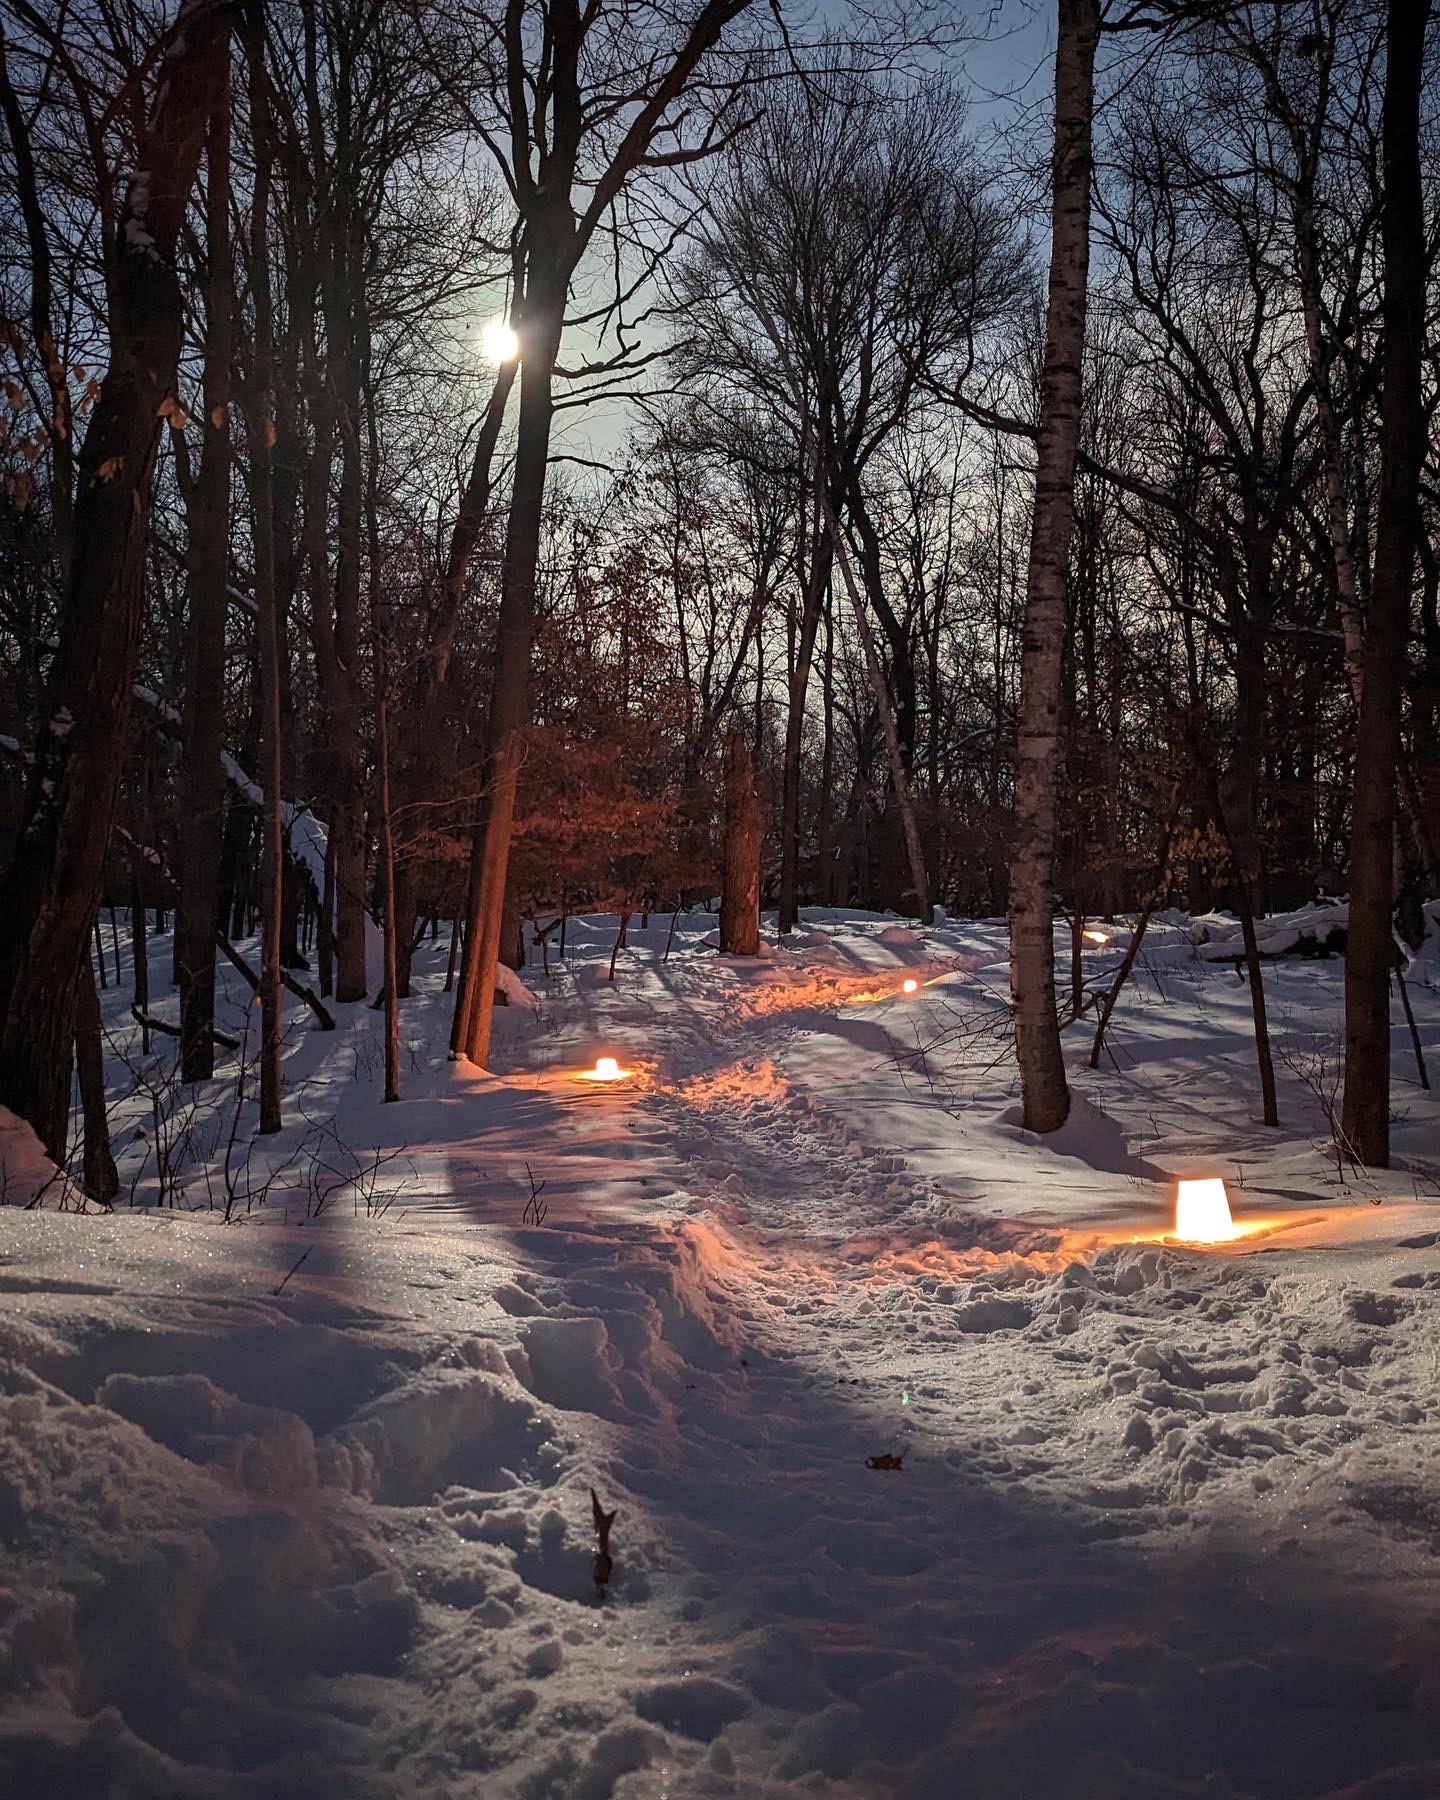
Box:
left=452, top=244, right=566, bottom=1064
left=1342, top=0, right=1429, bottom=1168
left=1008, top=0, right=1098, bottom=1135
left=720, top=730, right=762, bottom=954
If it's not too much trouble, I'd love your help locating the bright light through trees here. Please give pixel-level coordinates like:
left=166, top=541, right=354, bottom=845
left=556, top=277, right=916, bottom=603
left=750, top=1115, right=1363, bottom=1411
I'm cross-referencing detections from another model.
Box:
left=480, top=319, right=519, bottom=363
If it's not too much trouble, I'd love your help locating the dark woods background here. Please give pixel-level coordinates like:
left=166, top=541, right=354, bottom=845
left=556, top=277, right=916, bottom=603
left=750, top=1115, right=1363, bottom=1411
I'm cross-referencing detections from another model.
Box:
left=0, top=0, right=1435, bottom=1170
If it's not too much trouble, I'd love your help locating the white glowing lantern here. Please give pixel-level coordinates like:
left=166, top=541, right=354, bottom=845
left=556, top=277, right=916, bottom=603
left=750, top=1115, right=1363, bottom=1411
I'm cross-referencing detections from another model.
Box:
left=902, top=977, right=919, bottom=994
left=1174, top=1176, right=1239, bottom=1243
left=481, top=319, right=519, bottom=363
left=594, top=1056, right=621, bottom=1081
left=1083, top=928, right=1110, bottom=945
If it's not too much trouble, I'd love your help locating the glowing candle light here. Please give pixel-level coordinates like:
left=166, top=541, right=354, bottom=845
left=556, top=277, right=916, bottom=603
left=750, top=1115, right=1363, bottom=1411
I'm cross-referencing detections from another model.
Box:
left=594, top=1056, right=620, bottom=1080
left=902, top=978, right=919, bottom=994
left=1083, top=929, right=1110, bottom=945
left=1174, top=1176, right=1239, bottom=1243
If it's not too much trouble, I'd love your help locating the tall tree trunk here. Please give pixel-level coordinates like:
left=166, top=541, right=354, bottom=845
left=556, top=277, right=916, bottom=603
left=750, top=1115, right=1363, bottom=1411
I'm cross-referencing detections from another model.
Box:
left=1008, top=0, right=1098, bottom=1135
left=365, top=364, right=400, bottom=1103
left=451, top=231, right=567, bottom=1066
left=1342, top=0, right=1429, bottom=1168
left=177, top=61, right=234, bottom=1082
left=779, top=525, right=831, bottom=934
left=0, top=8, right=232, bottom=1157
left=131, top=865, right=151, bottom=1057
left=1220, top=626, right=1281, bottom=1126
left=75, top=955, right=117, bottom=1206
left=246, top=4, right=284, bottom=1134
left=720, top=729, right=762, bottom=955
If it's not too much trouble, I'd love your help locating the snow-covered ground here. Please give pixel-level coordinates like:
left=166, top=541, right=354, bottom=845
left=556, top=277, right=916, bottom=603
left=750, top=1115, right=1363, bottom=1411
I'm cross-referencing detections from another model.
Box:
left=4, top=908, right=1440, bottom=1798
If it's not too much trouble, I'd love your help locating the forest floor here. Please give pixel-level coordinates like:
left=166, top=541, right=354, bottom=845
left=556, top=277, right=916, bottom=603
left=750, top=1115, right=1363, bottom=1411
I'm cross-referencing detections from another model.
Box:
left=4, top=907, right=1440, bottom=1799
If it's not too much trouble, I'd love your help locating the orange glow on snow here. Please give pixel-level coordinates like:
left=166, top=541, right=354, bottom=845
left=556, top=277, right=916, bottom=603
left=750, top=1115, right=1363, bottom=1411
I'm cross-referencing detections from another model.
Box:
left=1174, top=1176, right=1240, bottom=1243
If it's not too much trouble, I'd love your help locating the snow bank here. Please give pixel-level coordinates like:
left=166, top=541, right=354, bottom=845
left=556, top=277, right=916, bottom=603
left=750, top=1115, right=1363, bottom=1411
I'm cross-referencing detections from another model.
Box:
left=3, top=905, right=1440, bottom=1795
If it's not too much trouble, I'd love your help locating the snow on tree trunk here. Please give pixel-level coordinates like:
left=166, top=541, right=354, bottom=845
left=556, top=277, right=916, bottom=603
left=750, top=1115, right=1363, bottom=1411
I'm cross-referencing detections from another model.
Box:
left=720, top=730, right=762, bottom=956
left=1008, top=0, right=1099, bottom=1136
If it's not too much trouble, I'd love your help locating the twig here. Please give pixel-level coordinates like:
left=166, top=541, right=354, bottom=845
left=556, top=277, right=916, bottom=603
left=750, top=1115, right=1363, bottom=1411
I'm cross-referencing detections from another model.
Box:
left=591, top=1487, right=617, bottom=1598
left=216, top=931, right=336, bottom=1029
left=522, top=1161, right=549, bottom=1227
left=273, top=1247, right=312, bottom=1295
left=130, top=1006, right=240, bottom=1051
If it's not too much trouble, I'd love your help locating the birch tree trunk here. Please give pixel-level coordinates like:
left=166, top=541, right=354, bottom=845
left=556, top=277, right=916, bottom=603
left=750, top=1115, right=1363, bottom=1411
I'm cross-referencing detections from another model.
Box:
left=1008, top=0, right=1099, bottom=1135
left=1342, top=0, right=1430, bottom=1168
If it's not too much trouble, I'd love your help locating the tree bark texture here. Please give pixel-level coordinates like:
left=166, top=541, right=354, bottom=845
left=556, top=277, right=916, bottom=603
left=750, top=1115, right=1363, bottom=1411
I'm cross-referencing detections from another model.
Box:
left=0, top=4, right=233, bottom=1157
left=1342, top=0, right=1430, bottom=1167
left=720, top=729, right=762, bottom=955
left=177, top=60, right=234, bottom=1082
left=1008, top=0, right=1099, bottom=1135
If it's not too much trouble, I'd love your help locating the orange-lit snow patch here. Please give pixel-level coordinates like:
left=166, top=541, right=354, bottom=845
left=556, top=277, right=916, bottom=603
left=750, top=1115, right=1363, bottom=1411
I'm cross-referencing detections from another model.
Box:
left=670, top=1058, right=791, bottom=1111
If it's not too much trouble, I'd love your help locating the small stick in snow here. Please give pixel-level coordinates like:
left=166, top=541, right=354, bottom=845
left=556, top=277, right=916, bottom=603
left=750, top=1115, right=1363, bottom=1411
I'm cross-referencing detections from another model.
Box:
left=591, top=1487, right=617, bottom=1597
left=522, top=1162, right=548, bottom=1227
left=273, top=1247, right=312, bottom=1296
left=865, top=1452, right=905, bottom=1471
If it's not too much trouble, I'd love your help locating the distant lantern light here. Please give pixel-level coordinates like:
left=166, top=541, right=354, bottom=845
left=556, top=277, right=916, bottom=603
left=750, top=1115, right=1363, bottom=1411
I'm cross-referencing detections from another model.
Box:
left=902, top=977, right=920, bottom=994
left=576, top=1055, right=628, bottom=1083
left=1083, top=928, right=1110, bottom=945
left=481, top=319, right=519, bottom=363
left=1174, top=1176, right=1239, bottom=1244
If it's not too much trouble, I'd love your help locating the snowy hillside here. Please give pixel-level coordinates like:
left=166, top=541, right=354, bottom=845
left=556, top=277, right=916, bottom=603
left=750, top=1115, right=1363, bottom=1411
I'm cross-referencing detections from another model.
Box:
left=3, top=909, right=1440, bottom=1798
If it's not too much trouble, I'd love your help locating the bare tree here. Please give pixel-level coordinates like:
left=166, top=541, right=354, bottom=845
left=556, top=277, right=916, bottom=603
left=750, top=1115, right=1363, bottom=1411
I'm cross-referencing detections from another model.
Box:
left=449, top=0, right=762, bottom=1069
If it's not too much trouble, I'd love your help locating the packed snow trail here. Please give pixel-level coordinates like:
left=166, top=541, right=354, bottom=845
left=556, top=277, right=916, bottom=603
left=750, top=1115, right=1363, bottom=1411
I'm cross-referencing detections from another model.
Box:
left=3, top=908, right=1440, bottom=1797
